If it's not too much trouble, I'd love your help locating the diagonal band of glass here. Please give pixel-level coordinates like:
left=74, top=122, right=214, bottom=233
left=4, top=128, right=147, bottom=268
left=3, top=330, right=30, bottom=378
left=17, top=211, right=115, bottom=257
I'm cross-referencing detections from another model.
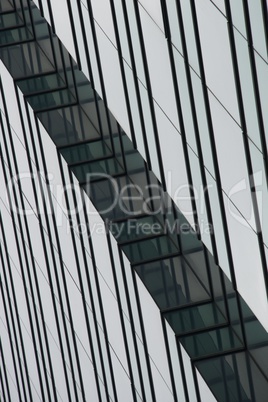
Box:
left=1, top=0, right=268, bottom=401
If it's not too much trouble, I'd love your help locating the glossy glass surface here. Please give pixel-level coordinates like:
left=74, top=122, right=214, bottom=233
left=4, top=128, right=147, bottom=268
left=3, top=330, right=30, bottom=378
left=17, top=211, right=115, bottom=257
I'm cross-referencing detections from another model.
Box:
left=197, top=352, right=268, bottom=402
left=0, top=25, right=32, bottom=45
left=83, top=174, right=147, bottom=220
left=110, top=214, right=164, bottom=243
left=38, top=105, right=101, bottom=146
left=26, top=88, right=76, bottom=111
left=135, top=255, right=210, bottom=310
left=121, top=235, right=179, bottom=264
left=0, top=11, right=23, bottom=29
left=61, top=139, right=112, bottom=165
left=0, top=1, right=15, bottom=12
left=180, top=326, right=243, bottom=359
left=72, top=157, right=124, bottom=183
left=165, top=302, right=226, bottom=335
left=17, top=73, right=66, bottom=95
left=0, top=41, right=54, bottom=78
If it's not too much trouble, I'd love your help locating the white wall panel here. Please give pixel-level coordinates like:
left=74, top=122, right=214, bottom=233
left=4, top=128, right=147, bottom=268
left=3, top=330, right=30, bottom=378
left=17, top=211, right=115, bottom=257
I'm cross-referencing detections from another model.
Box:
left=181, top=346, right=198, bottom=402
left=95, top=24, right=130, bottom=137
left=223, top=192, right=268, bottom=332
left=165, top=322, right=186, bottom=401
left=138, top=0, right=164, bottom=32
left=210, top=0, right=225, bottom=14
left=196, top=0, right=239, bottom=122
left=136, top=273, right=174, bottom=402
left=91, top=0, right=116, bottom=46
left=139, top=4, right=180, bottom=131
left=209, top=92, right=255, bottom=231
left=156, top=105, right=195, bottom=227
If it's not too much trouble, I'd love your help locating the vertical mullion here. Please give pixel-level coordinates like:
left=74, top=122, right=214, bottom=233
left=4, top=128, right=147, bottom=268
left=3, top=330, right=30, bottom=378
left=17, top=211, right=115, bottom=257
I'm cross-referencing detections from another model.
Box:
left=131, top=0, right=166, bottom=191
left=117, top=249, right=147, bottom=402
left=0, top=231, right=23, bottom=402
left=33, top=114, right=85, bottom=401
left=79, top=187, right=119, bottom=402
left=225, top=0, right=268, bottom=300
left=57, top=151, right=104, bottom=402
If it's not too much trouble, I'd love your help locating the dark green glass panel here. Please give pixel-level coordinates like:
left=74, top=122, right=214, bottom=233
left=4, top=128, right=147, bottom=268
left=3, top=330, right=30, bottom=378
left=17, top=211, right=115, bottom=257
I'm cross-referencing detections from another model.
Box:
left=135, top=255, right=210, bottom=309
left=176, top=210, right=203, bottom=254
left=61, top=140, right=112, bottom=165
left=27, top=88, right=76, bottom=111
left=0, top=11, right=23, bottom=29
left=113, top=131, right=146, bottom=173
left=21, top=0, right=48, bottom=40
left=121, top=235, right=179, bottom=264
left=124, top=151, right=145, bottom=173
left=180, top=225, right=202, bottom=253
left=183, top=248, right=211, bottom=297
left=38, top=105, right=101, bottom=147
left=72, top=157, right=124, bottom=183
left=83, top=175, right=144, bottom=220
left=113, top=132, right=134, bottom=154
left=34, top=19, right=51, bottom=39
left=76, top=80, right=96, bottom=104
left=17, top=73, right=66, bottom=95
left=226, top=294, right=240, bottom=322
left=83, top=178, right=121, bottom=220
left=230, top=323, right=243, bottom=346
left=0, top=26, right=32, bottom=45
left=0, top=1, right=14, bottom=12
left=110, top=214, right=165, bottom=243
left=244, top=320, right=268, bottom=347
left=85, top=174, right=153, bottom=220
left=240, top=297, right=255, bottom=320
left=163, top=210, right=183, bottom=249
left=0, top=41, right=55, bottom=78
left=135, top=256, right=186, bottom=309
left=250, top=345, right=268, bottom=390
left=180, top=326, right=243, bottom=358
left=196, top=351, right=268, bottom=402
left=164, top=302, right=227, bottom=335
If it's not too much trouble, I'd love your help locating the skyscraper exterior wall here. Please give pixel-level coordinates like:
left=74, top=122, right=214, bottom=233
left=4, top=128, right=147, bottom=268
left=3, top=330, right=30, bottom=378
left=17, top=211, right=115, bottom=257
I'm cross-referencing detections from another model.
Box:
left=0, top=0, right=268, bottom=401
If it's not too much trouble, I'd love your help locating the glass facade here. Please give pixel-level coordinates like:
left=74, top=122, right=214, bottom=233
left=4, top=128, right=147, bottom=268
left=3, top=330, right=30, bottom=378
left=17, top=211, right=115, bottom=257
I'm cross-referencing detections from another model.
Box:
left=0, top=0, right=268, bottom=401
